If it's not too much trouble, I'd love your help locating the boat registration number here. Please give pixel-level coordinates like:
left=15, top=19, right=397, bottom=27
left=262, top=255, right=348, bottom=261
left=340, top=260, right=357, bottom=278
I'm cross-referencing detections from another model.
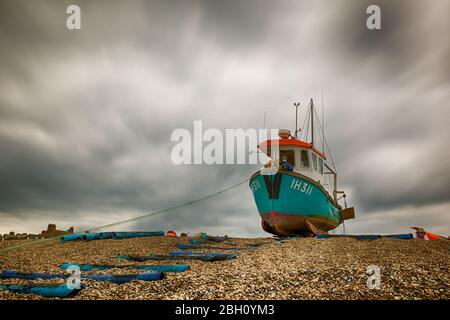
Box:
left=290, top=178, right=313, bottom=196
left=250, top=179, right=262, bottom=192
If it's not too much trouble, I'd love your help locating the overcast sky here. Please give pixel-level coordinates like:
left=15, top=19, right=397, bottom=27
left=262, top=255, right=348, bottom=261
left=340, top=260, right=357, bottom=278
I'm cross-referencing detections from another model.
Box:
left=0, top=0, right=449, bottom=237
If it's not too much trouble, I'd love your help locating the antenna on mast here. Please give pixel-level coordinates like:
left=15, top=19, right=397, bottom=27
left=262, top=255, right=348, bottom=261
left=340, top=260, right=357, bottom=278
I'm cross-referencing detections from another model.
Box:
left=293, top=102, right=300, bottom=138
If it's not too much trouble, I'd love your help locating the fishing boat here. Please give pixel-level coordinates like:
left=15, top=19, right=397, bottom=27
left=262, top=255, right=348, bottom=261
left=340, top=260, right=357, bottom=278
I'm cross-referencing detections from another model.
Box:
left=249, top=99, right=355, bottom=237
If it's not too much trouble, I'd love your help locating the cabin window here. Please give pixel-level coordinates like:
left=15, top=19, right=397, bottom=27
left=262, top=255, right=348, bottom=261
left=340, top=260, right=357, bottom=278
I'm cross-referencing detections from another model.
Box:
left=300, top=150, right=309, bottom=168
left=280, top=150, right=295, bottom=166
left=312, top=152, right=318, bottom=171
left=318, top=158, right=324, bottom=174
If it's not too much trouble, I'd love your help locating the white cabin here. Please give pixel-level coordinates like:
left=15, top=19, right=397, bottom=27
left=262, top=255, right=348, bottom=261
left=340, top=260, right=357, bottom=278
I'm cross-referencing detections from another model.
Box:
left=259, top=129, right=327, bottom=184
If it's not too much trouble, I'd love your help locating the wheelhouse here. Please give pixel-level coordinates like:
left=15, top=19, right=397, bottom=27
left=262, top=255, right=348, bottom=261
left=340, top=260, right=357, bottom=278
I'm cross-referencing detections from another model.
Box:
left=258, top=133, right=327, bottom=184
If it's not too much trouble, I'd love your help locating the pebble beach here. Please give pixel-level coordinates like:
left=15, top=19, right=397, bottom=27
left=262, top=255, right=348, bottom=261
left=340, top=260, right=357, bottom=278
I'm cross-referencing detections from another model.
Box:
left=0, top=236, right=448, bottom=300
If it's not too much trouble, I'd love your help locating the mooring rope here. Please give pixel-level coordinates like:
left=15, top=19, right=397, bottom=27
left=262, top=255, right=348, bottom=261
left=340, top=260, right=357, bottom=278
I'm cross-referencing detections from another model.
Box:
left=0, top=177, right=251, bottom=255
left=88, top=178, right=250, bottom=232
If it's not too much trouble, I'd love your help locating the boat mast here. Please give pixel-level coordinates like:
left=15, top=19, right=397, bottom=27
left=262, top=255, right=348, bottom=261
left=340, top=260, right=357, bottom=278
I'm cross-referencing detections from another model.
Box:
left=293, top=102, right=300, bottom=138
left=310, top=98, right=314, bottom=146
left=321, top=91, right=325, bottom=154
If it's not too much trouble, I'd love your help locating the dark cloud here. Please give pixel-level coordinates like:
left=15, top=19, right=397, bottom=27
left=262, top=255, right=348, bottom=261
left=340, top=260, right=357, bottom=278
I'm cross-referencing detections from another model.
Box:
left=0, top=0, right=448, bottom=236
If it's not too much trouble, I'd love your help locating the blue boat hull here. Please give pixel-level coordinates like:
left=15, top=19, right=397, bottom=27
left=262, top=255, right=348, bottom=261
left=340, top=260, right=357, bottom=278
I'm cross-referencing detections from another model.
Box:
left=249, top=170, right=342, bottom=236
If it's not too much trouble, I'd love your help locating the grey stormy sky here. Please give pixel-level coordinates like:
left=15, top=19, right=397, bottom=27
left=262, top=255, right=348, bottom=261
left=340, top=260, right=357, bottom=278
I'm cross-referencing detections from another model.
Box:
left=0, top=0, right=449, bottom=236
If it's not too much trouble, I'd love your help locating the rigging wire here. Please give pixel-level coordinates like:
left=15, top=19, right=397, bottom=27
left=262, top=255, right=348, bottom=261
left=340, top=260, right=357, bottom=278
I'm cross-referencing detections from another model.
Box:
left=300, top=100, right=335, bottom=171
left=0, top=177, right=251, bottom=255
left=312, top=105, right=338, bottom=173
left=301, top=104, right=311, bottom=141
left=89, top=178, right=250, bottom=232
left=299, top=102, right=309, bottom=140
